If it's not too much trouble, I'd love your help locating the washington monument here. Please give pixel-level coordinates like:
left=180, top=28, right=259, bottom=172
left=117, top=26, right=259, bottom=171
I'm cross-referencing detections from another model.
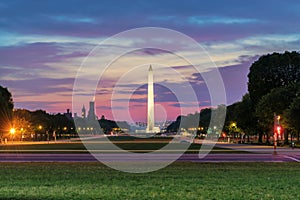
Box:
left=146, top=65, right=154, bottom=132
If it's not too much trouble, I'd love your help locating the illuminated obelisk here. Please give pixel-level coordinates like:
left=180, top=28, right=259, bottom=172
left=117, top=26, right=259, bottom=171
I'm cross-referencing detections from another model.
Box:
left=146, top=65, right=154, bottom=133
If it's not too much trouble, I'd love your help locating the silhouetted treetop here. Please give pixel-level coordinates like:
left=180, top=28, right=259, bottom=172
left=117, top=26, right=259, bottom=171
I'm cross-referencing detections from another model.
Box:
left=248, top=51, right=300, bottom=104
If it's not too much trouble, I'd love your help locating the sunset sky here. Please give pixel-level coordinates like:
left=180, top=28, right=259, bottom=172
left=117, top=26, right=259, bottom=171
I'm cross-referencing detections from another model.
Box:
left=0, top=0, right=300, bottom=122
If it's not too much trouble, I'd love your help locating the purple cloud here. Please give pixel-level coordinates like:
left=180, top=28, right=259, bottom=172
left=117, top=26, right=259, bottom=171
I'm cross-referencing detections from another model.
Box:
left=1, top=77, right=74, bottom=96
left=131, top=48, right=172, bottom=56
left=170, top=101, right=210, bottom=108
left=14, top=100, right=70, bottom=112
left=0, top=42, right=88, bottom=70
left=97, top=106, right=126, bottom=110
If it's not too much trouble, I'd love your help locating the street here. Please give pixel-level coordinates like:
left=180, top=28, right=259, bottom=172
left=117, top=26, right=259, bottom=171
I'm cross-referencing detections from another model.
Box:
left=0, top=152, right=299, bottom=162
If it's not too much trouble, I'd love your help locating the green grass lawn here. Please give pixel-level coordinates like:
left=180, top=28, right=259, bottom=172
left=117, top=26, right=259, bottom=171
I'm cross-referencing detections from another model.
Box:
left=0, top=162, right=298, bottom=200
left=0, top=142, right=244, bottom=153
left=0, top=136, right=247, bottom=153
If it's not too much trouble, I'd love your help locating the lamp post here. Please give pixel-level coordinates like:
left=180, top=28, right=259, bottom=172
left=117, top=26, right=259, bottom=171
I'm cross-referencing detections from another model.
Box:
left=20, top=128, right=24, bottom=141
left=230, top=122, right=237, bottom=143
left=36, top=125, right=43, bottom=141
left=53, top=130, right=57, bottom=143
left=273, top=114, right=281, bottom=155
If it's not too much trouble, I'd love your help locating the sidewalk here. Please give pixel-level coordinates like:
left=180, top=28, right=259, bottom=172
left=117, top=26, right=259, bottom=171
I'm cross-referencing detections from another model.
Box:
left=216, top=142, right=300, bottom=156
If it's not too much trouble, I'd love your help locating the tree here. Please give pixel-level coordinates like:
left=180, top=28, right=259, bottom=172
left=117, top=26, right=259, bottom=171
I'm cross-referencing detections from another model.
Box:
left=166, top=105, right=226, bottom=136
left=199, top=108, right=212, bottom=129
left=283, top=97, right=300, bottom=141
left=256, top=86, right=297, bottom=144
left=233, top=94, right=258, bottom=142
left=10, top=115, right=33, bottom=141
left=0, top=86, right=14, bottom=135
left=248, top=51, right=300, bottom=105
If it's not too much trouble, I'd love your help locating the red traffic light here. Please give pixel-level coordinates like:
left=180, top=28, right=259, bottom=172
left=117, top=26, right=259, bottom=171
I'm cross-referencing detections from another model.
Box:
left=275, top=125, right=282, bottom=134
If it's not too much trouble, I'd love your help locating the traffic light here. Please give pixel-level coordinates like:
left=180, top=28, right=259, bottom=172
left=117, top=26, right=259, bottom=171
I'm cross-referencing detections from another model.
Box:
left=275, top=125, right=282, bottom=134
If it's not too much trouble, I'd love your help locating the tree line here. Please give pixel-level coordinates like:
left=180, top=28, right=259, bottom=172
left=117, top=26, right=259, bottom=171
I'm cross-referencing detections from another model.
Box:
left=167, top=51, right=300, bottom=144
left=0, top=105, right=76, bottom=141
left=0, top=86, right=129, bottom=141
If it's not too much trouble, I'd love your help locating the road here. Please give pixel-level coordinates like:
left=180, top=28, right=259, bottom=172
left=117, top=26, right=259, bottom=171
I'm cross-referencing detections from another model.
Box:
left=0, top=142, right=299, bottom=163
left=0, top=153, right=299, bottom=162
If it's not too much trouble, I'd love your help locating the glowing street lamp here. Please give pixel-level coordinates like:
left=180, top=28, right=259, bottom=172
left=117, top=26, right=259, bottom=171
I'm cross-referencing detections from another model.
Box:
left=10, top=128, right=15, bottom=143
left=10, top=128, right=16, bottom=135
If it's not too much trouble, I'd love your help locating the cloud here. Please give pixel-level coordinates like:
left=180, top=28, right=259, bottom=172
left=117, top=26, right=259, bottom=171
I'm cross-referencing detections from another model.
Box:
left=171, top=65, right=194, bottom=70
left=131, top=48, right=171, bottom=56
left=49, top=16, right=97, bottom=24
left=97, top=105, right=126, bottom=110
left=0, top=42, right=88, bottom=71
left=1, top=77, right=74, bottom=96
left=186, top=54, right=260, bottom=105
left=169, top=100, right=210, bottom=108
left=237, top=34, right=300, bottom=52
left=1, top=0, right=300, bottom=41
left=0, top=42, right=60, bottom=69
left=113, top=98, right=146, bottom=103
left=14, top=100, right=70, bottom=112
left=170, top=102, right=202, bottom=108
left=188, top=16, right=261, bottom=25
left=216, top=55, right=259, bottom=104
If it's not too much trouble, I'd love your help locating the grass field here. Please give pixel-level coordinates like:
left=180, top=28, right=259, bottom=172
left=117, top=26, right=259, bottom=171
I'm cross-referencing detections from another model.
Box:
left=0, top=142, right=245, bottom=153
left=0, top=162, right=299, bottom=199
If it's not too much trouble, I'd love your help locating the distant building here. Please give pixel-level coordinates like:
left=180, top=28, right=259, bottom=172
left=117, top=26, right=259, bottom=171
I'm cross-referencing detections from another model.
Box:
left=64, top=109, right=72, bottom=120
left=81, top=105, right=86, bottom=119
left=74, top=101, right=99, bottom=134
left=87, top=101, right=96, bottom=121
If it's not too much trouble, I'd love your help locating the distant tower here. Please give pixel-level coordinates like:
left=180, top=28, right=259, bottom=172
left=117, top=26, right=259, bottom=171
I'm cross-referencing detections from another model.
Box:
left=146, top=65, right=154, bottom=132
left=81, top=105, right=86, bottom=119
left=88, top=101, right=96, bottom=120
left=65, top=109, right=72, bottom=119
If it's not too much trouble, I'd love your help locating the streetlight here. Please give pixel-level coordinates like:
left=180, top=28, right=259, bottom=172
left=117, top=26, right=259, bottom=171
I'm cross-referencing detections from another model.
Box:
left=10, top=128, right=15, bottom=143
left=228, top=122, right=238, bottom=143
left=37, top=125, right=43, bottom=141
left=10, top=128, right=16, bottom=135
left=273, top=114, right=282, bottom=155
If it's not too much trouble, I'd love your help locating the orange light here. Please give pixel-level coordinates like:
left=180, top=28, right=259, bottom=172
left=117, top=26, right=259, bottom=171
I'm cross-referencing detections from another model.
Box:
left=10, top=128, right=16, bottom=135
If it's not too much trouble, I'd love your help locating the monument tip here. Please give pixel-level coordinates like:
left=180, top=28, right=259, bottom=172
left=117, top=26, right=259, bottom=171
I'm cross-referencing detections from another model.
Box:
left=149, top=65, right=152, bottom=71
